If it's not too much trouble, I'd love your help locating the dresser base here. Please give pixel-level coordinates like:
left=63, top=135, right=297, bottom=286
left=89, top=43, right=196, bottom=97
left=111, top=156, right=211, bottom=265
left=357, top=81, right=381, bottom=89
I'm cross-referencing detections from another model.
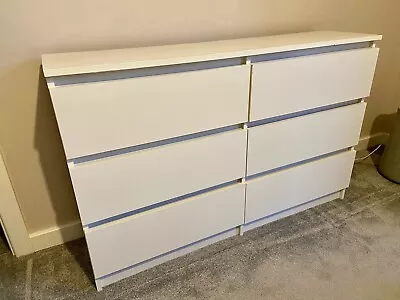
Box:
left=94, top=227, right=239, bottom=291
left=243, top=190, right=343, bottom=233
left=94, top=189, right=345, bottom=290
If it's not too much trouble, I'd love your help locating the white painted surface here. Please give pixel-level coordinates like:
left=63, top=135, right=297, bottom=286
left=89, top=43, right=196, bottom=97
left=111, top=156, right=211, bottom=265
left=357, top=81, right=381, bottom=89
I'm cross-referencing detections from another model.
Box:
left=247, top=103, right=366, bottom=175
left=94, top=227, right=239, bottom=291
left=0, top=151, right=33, bottom=256
left=70, top=130, right=247, bottom=225
left=49, top=65, right=250, bottom=159
left=243, top=191, right=342, bottom=232
left=250, top=48, right=379, bottom=121
left=85, top=184, right=245, bottom=278
left=42, top=31, right=381, bottom=76
left=29, top=220, right=83, bottom=252
left=245, top=151, right=356, bottom=223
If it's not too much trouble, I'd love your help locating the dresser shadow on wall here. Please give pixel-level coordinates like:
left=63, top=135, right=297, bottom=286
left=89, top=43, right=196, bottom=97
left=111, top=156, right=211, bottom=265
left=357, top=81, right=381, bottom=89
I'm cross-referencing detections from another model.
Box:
left=35, top=66, right=93, bottom=282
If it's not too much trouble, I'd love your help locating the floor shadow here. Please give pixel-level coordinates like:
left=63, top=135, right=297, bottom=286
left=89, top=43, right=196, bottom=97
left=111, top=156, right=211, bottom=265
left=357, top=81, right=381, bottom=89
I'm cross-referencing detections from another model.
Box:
left=0, top=226, right=11, bottom=255
left=34, top=66, right=94, bottom=283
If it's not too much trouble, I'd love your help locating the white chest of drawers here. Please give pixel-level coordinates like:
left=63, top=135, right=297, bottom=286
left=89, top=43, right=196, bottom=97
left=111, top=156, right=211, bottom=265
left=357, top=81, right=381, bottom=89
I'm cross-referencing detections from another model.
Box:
left=42, top=31, right=381, bottom=290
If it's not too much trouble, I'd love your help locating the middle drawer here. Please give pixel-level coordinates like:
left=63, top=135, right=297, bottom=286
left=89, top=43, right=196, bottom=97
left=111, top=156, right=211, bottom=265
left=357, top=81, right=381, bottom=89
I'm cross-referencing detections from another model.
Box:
left=70, top=129, right=247, bottom=225
left=247, top=102, right=366, bottom=176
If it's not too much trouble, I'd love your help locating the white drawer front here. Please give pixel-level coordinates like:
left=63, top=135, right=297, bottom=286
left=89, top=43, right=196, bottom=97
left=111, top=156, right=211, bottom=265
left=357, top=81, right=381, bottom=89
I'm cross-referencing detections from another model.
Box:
left=250, top=48, right=379, bottom=121
left=50, top=65, right=250, bottom=159
left=85, top=184, right=245, bottom=278
left=247, top=103, right=366, bottom=176
left=245, top=150, right=356, bottom=223
left=70, top=130, right=247, bottom=225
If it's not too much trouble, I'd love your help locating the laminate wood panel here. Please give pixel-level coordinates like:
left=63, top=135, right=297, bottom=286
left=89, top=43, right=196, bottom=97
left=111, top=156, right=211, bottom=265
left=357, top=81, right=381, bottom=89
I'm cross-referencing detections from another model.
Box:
left=250, top=48, right=379, bottom=121
left=245, top=151, right=356, bottom=223
left=247, top=103, right=366, bottom=176
left=70, top=130, right=247, bottom=225
left=49, top=65, right=250, bottom=159
left=85, top=184, right=245, bottom=278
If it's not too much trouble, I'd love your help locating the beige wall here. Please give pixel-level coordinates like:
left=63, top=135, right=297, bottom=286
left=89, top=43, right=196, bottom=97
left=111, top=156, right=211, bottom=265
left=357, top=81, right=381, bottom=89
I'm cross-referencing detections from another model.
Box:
left=0, top=0, right=399, bottom=233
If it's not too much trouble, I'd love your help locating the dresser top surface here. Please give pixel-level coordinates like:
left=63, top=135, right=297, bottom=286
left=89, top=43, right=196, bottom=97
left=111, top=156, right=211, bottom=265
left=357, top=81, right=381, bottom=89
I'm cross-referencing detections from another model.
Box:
left=42, top=31, right=381, bottom=77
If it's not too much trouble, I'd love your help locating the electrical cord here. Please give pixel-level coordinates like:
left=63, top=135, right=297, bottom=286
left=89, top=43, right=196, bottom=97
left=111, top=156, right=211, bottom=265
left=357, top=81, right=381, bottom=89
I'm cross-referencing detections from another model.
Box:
left=354, top=144, right=382, bottom=162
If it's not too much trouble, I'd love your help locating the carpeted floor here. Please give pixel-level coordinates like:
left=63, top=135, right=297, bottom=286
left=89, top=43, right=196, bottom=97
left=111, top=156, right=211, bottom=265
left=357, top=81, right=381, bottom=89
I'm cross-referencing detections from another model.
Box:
left=1, top=153, right=400, bottom=300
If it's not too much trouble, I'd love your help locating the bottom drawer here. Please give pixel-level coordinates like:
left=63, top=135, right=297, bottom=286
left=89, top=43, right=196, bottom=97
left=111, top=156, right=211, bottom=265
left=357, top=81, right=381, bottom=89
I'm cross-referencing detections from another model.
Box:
left=245, top=150, right=356, bottom=223
left=85, top=184, right=245, bottom=278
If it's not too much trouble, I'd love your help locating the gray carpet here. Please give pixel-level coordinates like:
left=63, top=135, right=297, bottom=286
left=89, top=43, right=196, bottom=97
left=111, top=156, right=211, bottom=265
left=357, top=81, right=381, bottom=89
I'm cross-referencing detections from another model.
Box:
left=1, top=153, right=400, bottom=300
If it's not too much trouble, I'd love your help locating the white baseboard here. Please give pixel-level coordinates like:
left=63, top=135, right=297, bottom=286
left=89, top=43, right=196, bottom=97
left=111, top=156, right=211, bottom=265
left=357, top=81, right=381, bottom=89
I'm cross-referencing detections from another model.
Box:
left=29, top=220, right=84, bottom=252
left=355, top=132, right=389, bottom=151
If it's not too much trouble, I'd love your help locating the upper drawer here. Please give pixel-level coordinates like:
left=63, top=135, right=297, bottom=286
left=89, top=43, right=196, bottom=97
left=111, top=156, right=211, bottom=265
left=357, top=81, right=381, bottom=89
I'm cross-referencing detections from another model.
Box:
left=70, top=129, right=247, bottom=225
left=49, top=65, right=250, bottom=159
left=250, top=48, right=379, bottom=121
left=247, top=102, right=366, bottom=176
left=85, top=183, right=245, bottom=278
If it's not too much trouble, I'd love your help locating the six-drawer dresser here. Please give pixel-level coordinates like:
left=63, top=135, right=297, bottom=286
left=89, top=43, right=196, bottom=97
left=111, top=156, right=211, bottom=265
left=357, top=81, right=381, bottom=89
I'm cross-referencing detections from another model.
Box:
left=42, top=31, right=382, bottom=290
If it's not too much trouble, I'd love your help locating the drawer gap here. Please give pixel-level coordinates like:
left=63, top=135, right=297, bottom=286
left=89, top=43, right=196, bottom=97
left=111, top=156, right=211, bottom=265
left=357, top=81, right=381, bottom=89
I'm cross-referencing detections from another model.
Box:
left=52, top=58, right=243, bottom=86
left=86, top=180, right=239, bottom=229
left=250, top=42, right=370, bottom=63
left=69, top=124, right=241, bottom=164
left=246, top=149, right=348, bottom=181
left=247, top=99, right=360, bottom=128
